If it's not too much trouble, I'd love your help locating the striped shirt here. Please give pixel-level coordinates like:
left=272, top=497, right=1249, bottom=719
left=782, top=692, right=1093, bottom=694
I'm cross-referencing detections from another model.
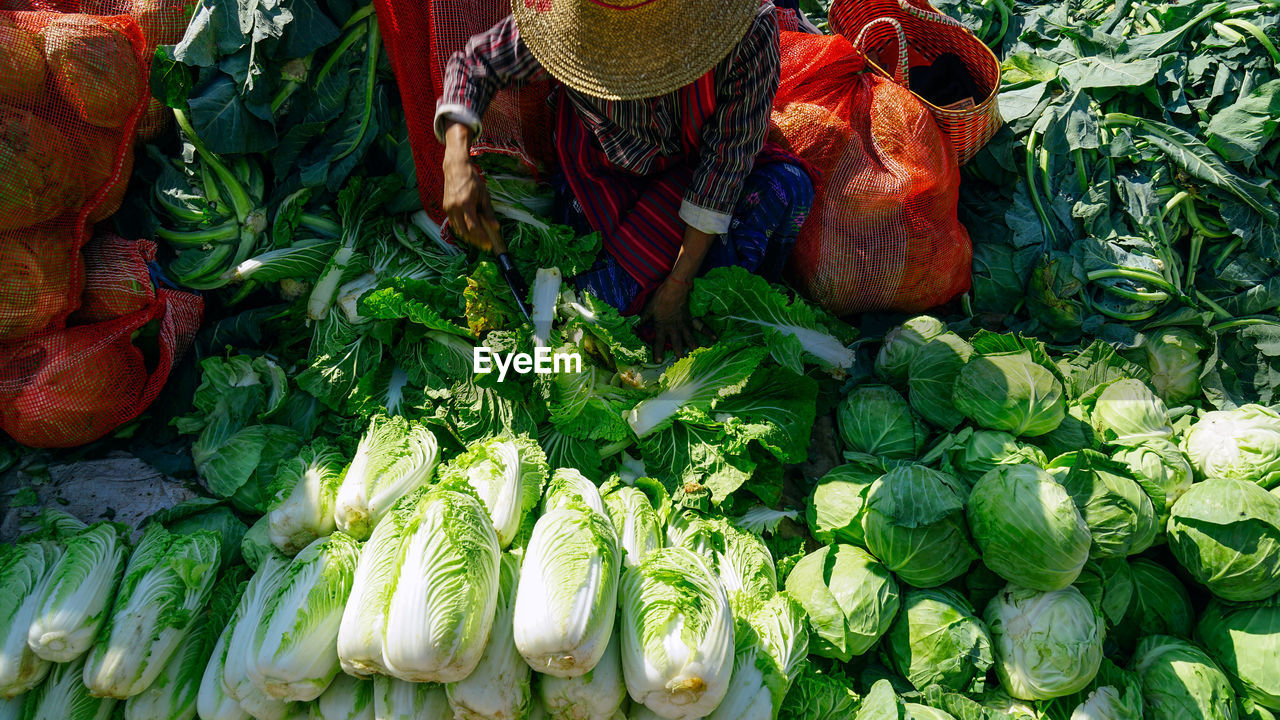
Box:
left=435, top=4, right=782, bottom=235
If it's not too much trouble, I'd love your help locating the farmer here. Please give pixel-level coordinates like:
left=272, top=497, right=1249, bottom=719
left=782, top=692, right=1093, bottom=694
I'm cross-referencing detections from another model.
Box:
left=436, top=0, right=815, bottom=360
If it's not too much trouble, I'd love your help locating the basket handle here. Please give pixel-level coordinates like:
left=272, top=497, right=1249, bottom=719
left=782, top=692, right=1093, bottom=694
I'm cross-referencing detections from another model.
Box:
left=851, top=17, right=910, bottom=88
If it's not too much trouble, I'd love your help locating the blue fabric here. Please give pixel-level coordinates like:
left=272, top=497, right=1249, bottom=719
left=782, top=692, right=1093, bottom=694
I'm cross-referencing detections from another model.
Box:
left=557, top=160, right=814, bottom=312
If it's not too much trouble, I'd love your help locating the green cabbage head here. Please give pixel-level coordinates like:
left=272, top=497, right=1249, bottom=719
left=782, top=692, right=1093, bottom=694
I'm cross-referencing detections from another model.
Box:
left=1136, top=328, right=1204, bottom=406
left=1047, top=450, right=1157, bottom=559
left=861, top=466, right=976, bottom=587
left=967, top=464, right=1091, bottom=591
left=784, top=544, right=898, bottom=661
left=884, top=588, right=993, bottom=694
left=1197, top=595, right=1280, bottom=711
left=1182, top=405, right=1280, bottom=489
left=985, top=584, right=1104, bottom=701
left=1131, top=635, right=1239, bottom=720
left=837, top=385, right=928, bottom=459
left=1167, top=478, right=1280, bottom=602
left=953, top=351, right=1066, bottom=437
left=1091, top=379, right=1173, bottom=447
left=1113, top=558, right=1193, bottom=652
left=876, top=316, right=947, bottom=386
left=806, top=459, right=882, bottom=546
left=942, top=429, right=1048, bottom=487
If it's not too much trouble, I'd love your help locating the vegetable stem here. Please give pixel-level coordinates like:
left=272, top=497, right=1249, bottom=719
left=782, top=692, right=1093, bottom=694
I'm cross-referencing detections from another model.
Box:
left=331, top=17, right=381, bottom=165
left=173, top=108, right=255, bottom=224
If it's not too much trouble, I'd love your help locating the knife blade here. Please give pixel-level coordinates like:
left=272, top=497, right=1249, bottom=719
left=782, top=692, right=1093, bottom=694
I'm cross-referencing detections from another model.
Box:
left=488, top=232, right=532, bottom=323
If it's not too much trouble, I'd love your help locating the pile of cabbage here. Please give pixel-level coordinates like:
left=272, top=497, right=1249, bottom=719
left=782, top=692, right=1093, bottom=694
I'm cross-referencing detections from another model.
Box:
left=4, top=314, right=1280, bottom=720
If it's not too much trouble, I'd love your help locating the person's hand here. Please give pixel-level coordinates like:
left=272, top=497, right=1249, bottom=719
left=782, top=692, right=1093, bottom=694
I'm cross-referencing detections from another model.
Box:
left=442, top=123, right=500, bottom=251
left=642, top=277, right=712, bottom=362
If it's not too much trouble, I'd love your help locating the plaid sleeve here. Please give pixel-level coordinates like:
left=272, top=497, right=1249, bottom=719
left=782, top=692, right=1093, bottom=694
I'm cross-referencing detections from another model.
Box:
left=680, top=8, right=781, bottom=234
left=434, top=15, right=548, bottom=142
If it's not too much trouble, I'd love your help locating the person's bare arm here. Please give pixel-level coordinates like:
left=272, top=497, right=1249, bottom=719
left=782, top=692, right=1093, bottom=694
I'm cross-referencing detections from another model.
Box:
left=642, top=225, right=716, bottom=362
left=442, top=123, right=500, bottom=251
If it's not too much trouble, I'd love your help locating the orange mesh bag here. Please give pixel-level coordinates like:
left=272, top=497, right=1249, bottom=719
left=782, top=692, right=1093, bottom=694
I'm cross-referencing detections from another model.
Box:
left=0, top=284, right=202, bottom=448
left=773, top=30, right=971, bottom=315
left=373, top=0, right=554, bottom=222
left=0, top=8, right=151, bottom=345
left=829, top=0, right=1001, bottom=165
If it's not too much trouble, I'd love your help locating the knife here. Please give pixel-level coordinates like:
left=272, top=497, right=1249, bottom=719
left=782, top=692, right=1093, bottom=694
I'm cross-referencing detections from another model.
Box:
left=488, top=231, right=532, bottom=323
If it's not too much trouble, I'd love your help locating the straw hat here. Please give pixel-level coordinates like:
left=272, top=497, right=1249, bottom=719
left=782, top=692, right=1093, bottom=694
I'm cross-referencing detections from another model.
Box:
left=512, top=0, right=762, bottom=101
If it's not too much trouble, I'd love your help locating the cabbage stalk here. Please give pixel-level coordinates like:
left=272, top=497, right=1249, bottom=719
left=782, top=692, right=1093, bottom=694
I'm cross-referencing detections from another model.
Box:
left=252, top=533, right=360, bottom=702
left=334, top=415, right=439, bottom=541
left=26, top=522, right=127, bottom=663
left=0, top=541, right=60, bottom=698
left=537, top=629, right=628, bottom=720
left=515, top=501, right=621, bottom=678
left=600, top=480, right=665, bottom=570
left=448, top=552, right=532, bottom=719
left=309, top=673, right=374, bottom=720
left=705, top=592, right=809, bottom=720
left=437, top=434, right=549, bottom=549
left=267, top=443, right=346, bottom=556
left=83, top=524, right=223, bottom=699
left=619, top=547, right=735, bottom=720
left=21, top=657, right=116, bottom=720
left=380, top=486, right=502, bottom=683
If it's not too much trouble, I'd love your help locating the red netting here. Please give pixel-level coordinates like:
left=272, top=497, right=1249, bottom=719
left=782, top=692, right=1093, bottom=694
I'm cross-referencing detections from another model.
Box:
left=1, top=0, right=197, bottom=446
left=773, top=30, right=971, bottom=315
left=374, top=0, right=555, bottom=223
left=73, top=232, right=157, bottom=324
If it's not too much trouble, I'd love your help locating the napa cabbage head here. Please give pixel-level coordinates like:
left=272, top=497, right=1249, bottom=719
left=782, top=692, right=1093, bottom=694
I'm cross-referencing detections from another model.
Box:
left=123, top=564, right=245, bottom=720
left=861, top=465, right=976, bottom=588
left=967, top=464, right=1091, bottom=591
left=783, top=544, right=898, bottom=661
left=267, top=442, right=346, bottom=556
left=334, top=414, right=439, bottom=541
left=619, top=547, right=735, bottom=720
left=83, top=523, right=223, bottom=699
left=1167, top=478, right=1280, bottom=602
left=437, top=433, right=549, bottom=549
left=26, top=522, right=128, bottom=664
left=542, top=467, right=606, bottom=516
left=221, top=552, right=291, bottom=710
left=252, top=532, right=360, bottom=702
left=0, top=541, right=61, bottom=698
left=21, top=656, right=116, bottom=720
left=536, top=628, right=628, bottom=720
left=196, top=577, right=251, bottom=720
left=514, top=500, right=621, bottom=678
left=310, top=673, right=374, bottom=720
left=837, top=384, right=928, bottom=459
left=337, top=489, right=426, bottom=678
left=1182, top=404, right=1280, bottom=488
left=706, top=592, right=809, bottom=720
left=448, top=552, right=531, bottom=720
left=380, top=485, right=502, bottom=683
left=600, top=477, right=666, bottom=569
left=372, top=676, right=452, bottom=720
left=985, top=584, right=1104, bottom=701
left=953, top=351, right=1066, bottom=437
left=625, top=343, right=766, bottom=438
left=1091, top=379, right=1174, bottom=446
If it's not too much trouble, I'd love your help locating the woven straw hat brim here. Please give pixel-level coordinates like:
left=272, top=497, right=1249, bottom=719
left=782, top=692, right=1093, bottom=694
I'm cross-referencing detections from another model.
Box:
left=512, top=0, right=761, bottom=101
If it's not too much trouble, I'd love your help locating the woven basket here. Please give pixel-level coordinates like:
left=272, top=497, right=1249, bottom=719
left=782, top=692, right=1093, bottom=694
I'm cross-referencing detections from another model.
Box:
left=830, top=0, right=1002, bottom=164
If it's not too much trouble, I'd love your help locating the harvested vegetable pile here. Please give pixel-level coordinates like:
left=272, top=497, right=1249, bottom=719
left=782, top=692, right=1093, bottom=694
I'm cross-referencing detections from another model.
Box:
left=2, top=0, right=1280, bottom=719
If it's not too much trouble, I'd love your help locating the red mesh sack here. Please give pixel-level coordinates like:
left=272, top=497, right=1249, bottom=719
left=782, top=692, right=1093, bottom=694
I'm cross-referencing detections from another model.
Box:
left=773, top=30, right=971, bottom=315
left=73, top=232, right=157, bottom=324
left=374, top=0, right=554, bottom=222
left=0, top=285, right=202, bottom=448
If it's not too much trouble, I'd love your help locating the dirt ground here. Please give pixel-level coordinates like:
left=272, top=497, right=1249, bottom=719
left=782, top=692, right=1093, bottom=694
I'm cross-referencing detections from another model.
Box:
left=0, top=453, right=198, bottom=542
